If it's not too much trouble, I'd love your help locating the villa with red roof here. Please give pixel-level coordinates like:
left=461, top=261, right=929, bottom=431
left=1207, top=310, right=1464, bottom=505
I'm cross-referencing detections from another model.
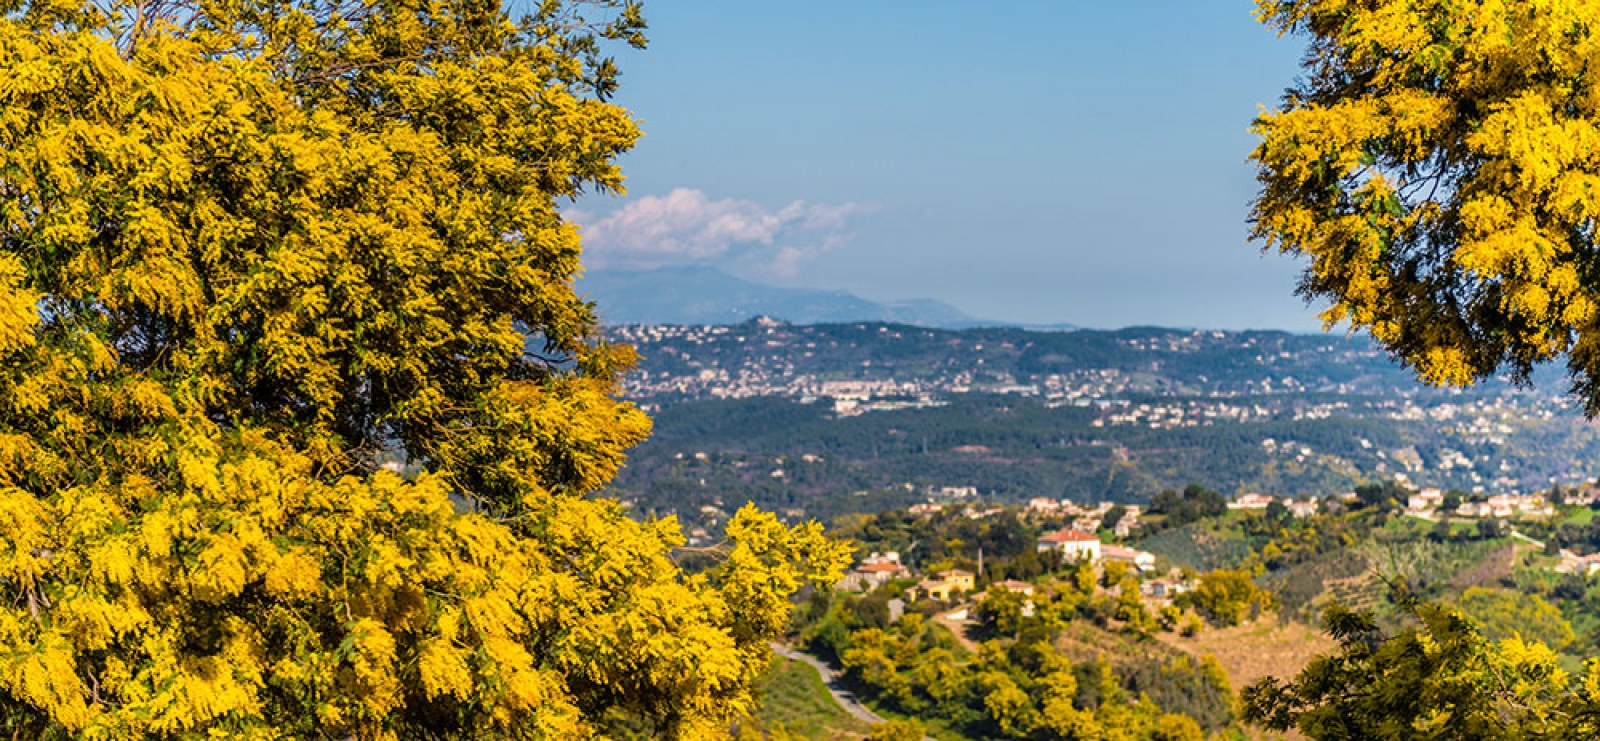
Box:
left=835, top=552, right=909, bottom=592
left=1036, top=528, right=1101, bottom=562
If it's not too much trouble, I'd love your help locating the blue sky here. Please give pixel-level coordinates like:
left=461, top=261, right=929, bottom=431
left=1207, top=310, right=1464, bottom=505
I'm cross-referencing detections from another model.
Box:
left=571, top=1, right=1323, bottom=331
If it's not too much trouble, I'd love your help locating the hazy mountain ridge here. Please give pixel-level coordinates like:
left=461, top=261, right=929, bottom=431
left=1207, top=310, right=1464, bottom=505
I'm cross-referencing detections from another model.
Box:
left=579, top=265, right=1020, bottom=328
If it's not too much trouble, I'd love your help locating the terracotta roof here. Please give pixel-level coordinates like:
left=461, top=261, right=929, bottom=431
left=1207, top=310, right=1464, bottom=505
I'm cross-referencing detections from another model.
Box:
left=855, top=562, right=905, bottom=573
left=1039, top=528, right=1098, bottom=543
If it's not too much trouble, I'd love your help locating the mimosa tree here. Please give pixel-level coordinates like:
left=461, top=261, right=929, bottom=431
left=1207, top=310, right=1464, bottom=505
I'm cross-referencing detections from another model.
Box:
left=1252, top=0, right=1600, bottom=413
left=1249, top=1, right=1600, bottom=737
left=0, top=0, right=848, bottom=738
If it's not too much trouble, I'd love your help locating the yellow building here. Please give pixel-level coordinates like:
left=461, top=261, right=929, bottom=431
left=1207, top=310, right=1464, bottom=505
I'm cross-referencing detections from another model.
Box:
left=938, top=569, right=975, bottom=592
left=912, top=578, right=956, bottom=602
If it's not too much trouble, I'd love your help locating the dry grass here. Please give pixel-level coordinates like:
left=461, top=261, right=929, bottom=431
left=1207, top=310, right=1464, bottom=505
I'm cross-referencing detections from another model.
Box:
left=1446, top=543, right=1517, bottom=592
left=1156, top=613, right=1336, bottom=691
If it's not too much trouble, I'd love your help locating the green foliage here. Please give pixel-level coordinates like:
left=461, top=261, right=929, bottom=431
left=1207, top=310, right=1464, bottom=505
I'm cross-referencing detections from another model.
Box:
left=1457, top=587, right=1576, bottom=653
left=1121, top=654, right=1234, bottom=731
left=1243, top=602, right=1599, bottom=740
left=867, top=718, right=924, bottom=741
left=1261, top=549, right=1371, bottom=620
left=814, top=581, right=1238, bottom=740
left=1252, top=0, right=1600, bottom=411
left=1355, top=482, right=1407, bottom=512
left=829, top=507, right=1034, bottom=571
left=1146, top=484, right=1229, bottom=534
left=1102, top=504, right=1129, bottom=533
left=1153, top=713, right=1206, bottom=741
left=1184, top=570, right=1274, bottom=627
left=1138, top=521, right=1254, bottom=572
left=975, top=587, right=1026, bottom=638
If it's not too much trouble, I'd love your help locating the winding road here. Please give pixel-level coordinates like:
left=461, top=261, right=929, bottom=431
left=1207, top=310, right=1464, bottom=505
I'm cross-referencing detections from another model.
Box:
left=768, top=642, right=886, bottom=725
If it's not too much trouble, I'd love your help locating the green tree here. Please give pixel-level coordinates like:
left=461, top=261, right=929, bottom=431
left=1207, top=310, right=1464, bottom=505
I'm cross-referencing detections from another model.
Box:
left=1153, top=713, right=1206, bottom=741
left=1101, top=504, right=1128, bottom=533
left=978, top=670, right=1034, bottom=738
left=1248, top=4, right=1600, bottom=737
left=855, top=590, right=893, bottom=631
left=1457, top=587, right=1576, bottom=652
left=0, top=0, right=850, bottom=738
left=1102, top=559, right=1130, bottom=589
left=976, top=587, right=1025, bottom=637
left=1265, top=498, right=1290, bottom=524
left=1186, top=570, right=1273, bottom=627
left=1355, top=482, right=1404, bottom=512
left=868, top=718, right=925, bottom=741
left=1147, top=484, right=1227, bottom=532
left=1244, top=603, right=1596, bottom=740
left=1116, top=576, right=1150, bottom=633
left=1252, top=0, right=1600, bottom=411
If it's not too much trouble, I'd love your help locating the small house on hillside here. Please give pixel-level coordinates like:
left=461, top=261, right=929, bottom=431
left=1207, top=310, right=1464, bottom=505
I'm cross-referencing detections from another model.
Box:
left=989, top=579, right=1035, bottom=596
left=939, top=569, right=976, bottom=592
left=910, top=578, right=955, bottom=602
left=1038, top=528, right=1102, bottom=562
left=1101, top=544, right=1156, bottom=572
left=835, top=552, right=908, bottom=592
left=908, top=569, right=975, bottom=602
left=1027, top=497, right=1062, bottom=514
left=1141, top=578, right=1192, bottom=605
left=1556, top=550, right=1600, bottom=577
left=1288, top=499, right=1319, bottom=518
left=1229, top=493, right=1275, bottom=510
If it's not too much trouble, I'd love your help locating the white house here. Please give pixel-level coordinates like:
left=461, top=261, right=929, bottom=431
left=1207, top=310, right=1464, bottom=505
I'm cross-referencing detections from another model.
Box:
left=1229, top=493, right=1275, bottom=510
left=1027, top=497, right=1062, bottom=514
left=1038, top=528, right=1102, bottom=561
left=1101, top=544, right=1156, bottom=572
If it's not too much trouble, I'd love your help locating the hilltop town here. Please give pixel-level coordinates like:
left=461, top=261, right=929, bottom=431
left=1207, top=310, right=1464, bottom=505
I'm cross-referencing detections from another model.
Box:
left=601, top=321, right=1600, bottom=533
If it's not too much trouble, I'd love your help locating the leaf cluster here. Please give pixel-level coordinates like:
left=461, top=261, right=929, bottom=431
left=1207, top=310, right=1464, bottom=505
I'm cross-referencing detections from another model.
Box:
left=1254, top=0, right=1600, bottom=412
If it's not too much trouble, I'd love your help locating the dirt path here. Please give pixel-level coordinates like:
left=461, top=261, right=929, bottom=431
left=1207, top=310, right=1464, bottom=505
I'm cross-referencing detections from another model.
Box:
left=1510, top=529, right=1545, bottom=549
left=931, top=606, right=981, bottom=653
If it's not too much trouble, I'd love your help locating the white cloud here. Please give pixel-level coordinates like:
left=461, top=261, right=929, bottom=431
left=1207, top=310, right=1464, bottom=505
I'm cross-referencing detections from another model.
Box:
left=571, top=188, right=866, bottom=276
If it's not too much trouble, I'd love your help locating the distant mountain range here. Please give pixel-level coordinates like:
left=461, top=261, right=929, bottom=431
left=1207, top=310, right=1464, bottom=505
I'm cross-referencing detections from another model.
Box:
left=578, top=266, right=1073, bottom=330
